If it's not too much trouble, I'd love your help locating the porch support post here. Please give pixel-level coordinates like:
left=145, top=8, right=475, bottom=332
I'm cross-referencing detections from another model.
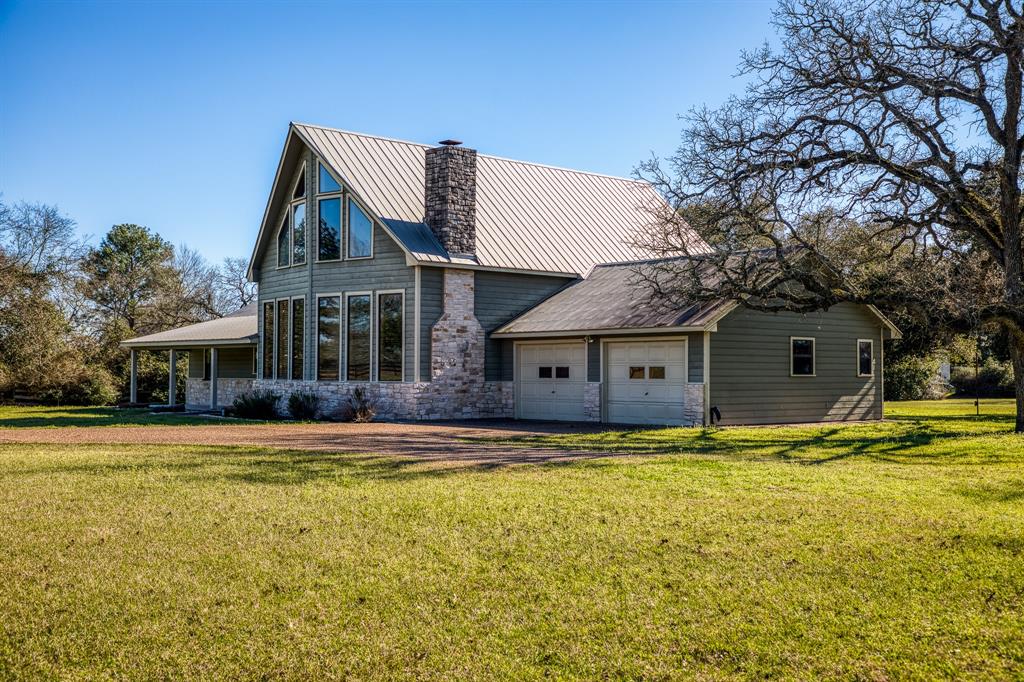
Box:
left=129, top=349, right=138, bottom=404
left=703, top=331, right=711, bottom=427
left=210, top=347, right=219, bottom=409
left=168, top=349, right=177, bottom=406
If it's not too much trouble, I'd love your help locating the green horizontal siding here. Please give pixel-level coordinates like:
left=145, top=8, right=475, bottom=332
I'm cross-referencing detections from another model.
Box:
left=709, top=303, right=883, bottom=425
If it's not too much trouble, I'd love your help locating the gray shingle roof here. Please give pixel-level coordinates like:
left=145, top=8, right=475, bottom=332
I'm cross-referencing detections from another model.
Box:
left=121, top=305, right=257, bottom=348
left=248, top=123, right=706, bottom=276
left=491, top=262, right=732, bottom=337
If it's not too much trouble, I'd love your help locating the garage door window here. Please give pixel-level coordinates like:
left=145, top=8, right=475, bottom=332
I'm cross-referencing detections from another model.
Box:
left=629, top=366, right=645, bottom=379
left=538, top=366, right=552, bottom=378
left=649, top=366, right=666, bottom=379
left=555, top=366, right=570, bottom=378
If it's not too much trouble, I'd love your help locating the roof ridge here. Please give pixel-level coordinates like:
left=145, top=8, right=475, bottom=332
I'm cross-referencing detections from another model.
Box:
left=291, top=121, right=649, bottom=186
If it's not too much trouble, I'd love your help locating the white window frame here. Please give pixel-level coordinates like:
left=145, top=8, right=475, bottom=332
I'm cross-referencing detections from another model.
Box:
left=275, top=210, right=290, bottom=270
left=274, top=297, right=291, bottom=381
left=289, top=295, right=306, bottom=381
left=790, top=336, right=816, bottom=377
left=345, top=194, right=375, bottom=261
left=315, top=194, right=344, bottom=263
left=375, top=290, right=405, bottom=382
left=290, top=200, right=307, bottom=266
left=344, top=291, right=374, bottom=382
left=317, top=161, right=342, bottom=195
left=261, top=300, right=276, bottom=379
left=290, top=161, right=307, bottom=201
left=857, top=338, right=874, bottom=377
left=313, top=293, right=343, bottom=382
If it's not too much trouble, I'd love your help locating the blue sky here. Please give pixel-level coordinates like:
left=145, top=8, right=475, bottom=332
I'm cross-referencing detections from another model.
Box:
left=0, top=0, right=775, bottom=263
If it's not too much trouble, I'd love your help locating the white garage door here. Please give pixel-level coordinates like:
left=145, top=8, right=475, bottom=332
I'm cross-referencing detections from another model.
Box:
left=606, top=340, right=687, bottom=425
left=517, top=343, right=586, bottom=421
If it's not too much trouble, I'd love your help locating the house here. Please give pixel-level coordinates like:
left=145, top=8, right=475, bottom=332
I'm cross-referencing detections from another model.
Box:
left=122, top=123, right=900, bottom=426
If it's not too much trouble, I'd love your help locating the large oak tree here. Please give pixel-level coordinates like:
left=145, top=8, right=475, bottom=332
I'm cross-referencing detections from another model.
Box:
left=639, top=0, right=1024, bottom=429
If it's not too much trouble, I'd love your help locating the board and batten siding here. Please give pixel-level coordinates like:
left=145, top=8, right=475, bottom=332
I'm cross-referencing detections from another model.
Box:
left=474, top=271, right=574, bottom=381
left=186, top=348, right=255, bottom=379
left=709, top=303, right=884, bottom=425
left=255, top=148, right=417, bottom=382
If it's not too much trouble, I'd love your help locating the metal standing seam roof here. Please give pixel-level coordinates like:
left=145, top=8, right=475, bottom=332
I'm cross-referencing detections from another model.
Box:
left=121, top=305, right=258, bottom=348
left=491, top=262, right=733, bottom=337
left=268, top=123, right=703, bottom=276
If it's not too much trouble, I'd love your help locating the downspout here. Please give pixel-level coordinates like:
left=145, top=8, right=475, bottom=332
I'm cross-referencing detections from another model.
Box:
left=880, top=325, right=885, bottom=420
left=703, top=331, right=711, bottom=426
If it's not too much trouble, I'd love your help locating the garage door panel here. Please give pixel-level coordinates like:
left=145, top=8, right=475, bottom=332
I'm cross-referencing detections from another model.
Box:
left=518, top=343, right=586, bottom=422
left=606, top=340, right=688, bottom=426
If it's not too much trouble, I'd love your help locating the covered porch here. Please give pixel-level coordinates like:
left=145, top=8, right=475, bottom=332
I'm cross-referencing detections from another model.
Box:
left=120, top=305, right=258, bottom=412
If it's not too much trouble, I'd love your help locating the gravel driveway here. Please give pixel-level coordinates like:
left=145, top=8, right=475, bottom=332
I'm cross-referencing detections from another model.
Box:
left=0, top=419, right=615, bottom=464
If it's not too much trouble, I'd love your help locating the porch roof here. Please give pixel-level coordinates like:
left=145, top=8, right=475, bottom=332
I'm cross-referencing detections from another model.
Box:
left=120, top=305, right=258, bottom=349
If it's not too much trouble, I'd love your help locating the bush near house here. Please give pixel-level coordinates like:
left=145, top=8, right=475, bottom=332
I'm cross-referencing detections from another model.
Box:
left=286, top=391, right=320, bottom=420
left=882, top=354, right=947, bottom=401
left=950, top=358, right=1015, bottom=398
left=230, top=389, right=280, bottom=419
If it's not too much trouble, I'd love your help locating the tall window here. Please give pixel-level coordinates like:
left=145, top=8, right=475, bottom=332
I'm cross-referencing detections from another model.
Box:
left=292, top=204, right=306, bottom=265
left=791, top=337, right=815, bottom=376
left=858, top=340, right=873, bottom=377
left=262, top=302, right=275, bottom=378
left=347, top=294, right=371, bottom=380
left=348, top=199, right=372, bottom=259
left=277, top=213, right=289, bottom=268
left=378, top=293, right=403, bottom=381
left=318, top=162, right=341, bottom=193
left=317, top=296, right=341, bottom=381
left=292, top=163, right=306, bottom=199
left=276, top=299, right=289, bottom=379
left=318, top=197, right=341, bottom=261
left=291, top=298, right=305, bottom=380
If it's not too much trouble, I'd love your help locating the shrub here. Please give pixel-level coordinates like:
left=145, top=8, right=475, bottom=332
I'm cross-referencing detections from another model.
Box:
left=950, top=358, right=1015, bottom=398
left=287, top=391, right=320, bottom=420
left=884, top=355, right=946, bottom=401
left=37, top=365, right=119, bottom=406
left=348, top=386, right=376, bottom=423
left=231, top=389, right=280, bottom=419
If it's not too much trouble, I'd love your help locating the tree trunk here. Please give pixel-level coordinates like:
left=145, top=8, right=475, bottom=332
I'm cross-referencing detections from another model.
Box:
left=1010, top=330, right=1024, bottom=433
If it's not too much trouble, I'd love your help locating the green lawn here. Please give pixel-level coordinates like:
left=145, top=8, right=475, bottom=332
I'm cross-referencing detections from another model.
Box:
left=0, top=405, right=249, bottom=428
left=0, top=401, right=1022, bottom=679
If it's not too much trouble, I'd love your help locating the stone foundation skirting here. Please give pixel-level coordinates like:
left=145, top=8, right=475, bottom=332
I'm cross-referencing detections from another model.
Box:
left=185, top=378, right=254, bottom=410
left=245, top=379, right=513, bottom=421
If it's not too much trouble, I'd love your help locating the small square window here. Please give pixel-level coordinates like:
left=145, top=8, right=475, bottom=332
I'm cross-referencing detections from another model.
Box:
left=649, top=366, right=666, bottom=379
left=538, top=366, right=552, bottom=378
left=555, top=366, right=570, bottom=379
left=629, top=366, right=646, bottom=380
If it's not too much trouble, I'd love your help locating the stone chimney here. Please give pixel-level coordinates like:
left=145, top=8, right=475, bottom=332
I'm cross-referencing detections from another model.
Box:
left=424, top=140, right=477, bottom=257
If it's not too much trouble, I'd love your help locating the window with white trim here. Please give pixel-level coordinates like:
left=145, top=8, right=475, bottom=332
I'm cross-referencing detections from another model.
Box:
left=858, top=339, right=873, bottom=377
left=377, top=293, right=403, bottom=382
left=791, top=338, right=815, bottom=376
left=348, top=198, right=373, bottom=259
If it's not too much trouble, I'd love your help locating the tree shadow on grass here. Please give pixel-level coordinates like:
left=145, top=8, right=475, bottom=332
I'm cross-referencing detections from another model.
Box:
left=0, top=408, right=237, bottom=429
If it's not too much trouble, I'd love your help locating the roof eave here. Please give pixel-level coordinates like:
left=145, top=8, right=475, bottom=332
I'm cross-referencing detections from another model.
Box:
left=490, top=324, right=716, bottom=339
left=120, top=338, right=258, bottom=349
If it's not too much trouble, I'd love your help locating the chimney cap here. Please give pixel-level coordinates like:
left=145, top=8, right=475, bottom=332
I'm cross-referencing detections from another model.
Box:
left=438, top=139, right=463, bottom=146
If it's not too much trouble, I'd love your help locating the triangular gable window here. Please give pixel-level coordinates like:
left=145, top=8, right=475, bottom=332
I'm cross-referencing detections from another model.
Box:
left=277, top=213, right=290, bottom=267
left=318, top=162, right=341, bottom=193
left=292, top=163, right=306, bottom=200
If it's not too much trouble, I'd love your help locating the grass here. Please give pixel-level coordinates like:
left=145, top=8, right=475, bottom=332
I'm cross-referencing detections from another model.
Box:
left=0, top=405, right=251, bottom=428
left=0, top=401, right=1022, bottom=679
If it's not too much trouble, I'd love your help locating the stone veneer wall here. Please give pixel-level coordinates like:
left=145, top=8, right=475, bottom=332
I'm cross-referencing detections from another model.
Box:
left=424, top=145, right=477, bottom=256
left=185, top=378, right=255, bottom=410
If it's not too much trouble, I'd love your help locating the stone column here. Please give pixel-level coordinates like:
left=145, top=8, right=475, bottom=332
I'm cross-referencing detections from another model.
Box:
left=129, top=349, right=138, bottom=404
left=429, top=268, right=486, bottom=418
left=210, top=348, right=219, bottom=409
left=168, top=349, right=177, bottom=406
